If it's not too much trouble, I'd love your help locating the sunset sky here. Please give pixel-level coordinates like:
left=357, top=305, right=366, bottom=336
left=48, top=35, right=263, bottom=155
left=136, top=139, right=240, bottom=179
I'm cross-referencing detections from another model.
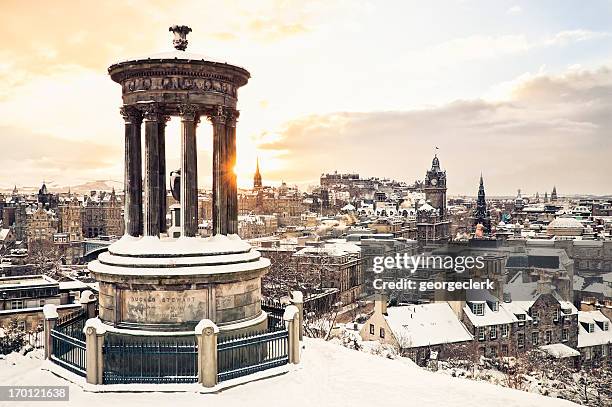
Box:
left=1, top=0, right=611, bottom=195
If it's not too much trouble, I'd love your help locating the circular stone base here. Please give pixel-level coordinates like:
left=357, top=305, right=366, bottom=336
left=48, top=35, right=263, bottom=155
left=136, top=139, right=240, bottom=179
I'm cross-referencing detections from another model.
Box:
left=88, top=234, right=270, bottom=332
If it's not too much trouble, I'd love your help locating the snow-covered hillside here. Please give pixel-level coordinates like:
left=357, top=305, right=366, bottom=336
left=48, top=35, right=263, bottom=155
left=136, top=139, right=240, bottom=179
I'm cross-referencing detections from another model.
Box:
left=0, top=339, right=577, bottom=407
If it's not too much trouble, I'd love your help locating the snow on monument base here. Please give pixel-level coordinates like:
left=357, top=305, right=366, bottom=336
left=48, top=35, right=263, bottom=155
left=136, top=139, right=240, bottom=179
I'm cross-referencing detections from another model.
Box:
left=88, top=234, right=270, bottom=336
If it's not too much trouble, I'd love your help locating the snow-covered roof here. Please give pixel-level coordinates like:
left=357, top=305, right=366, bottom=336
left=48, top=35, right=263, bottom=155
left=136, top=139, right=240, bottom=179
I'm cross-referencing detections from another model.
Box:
left=548, top=217, right=583, bottom=229
left=463, top=301, right=517, bottom=327
left=578, top=311, right=612, bottom=348
left=582, top=282, right=612, bottom=297
left=539, top=343, right=580, bottom=358
left=0, top=229, right=10, bottom=240
left=385, top=303, right=473, bottom=347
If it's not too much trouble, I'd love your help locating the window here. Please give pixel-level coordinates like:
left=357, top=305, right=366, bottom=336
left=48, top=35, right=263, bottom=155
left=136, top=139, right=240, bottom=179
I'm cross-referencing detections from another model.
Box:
left=585, top=347, right=591, bottom=360
left=518, top=332, right=524, bottom=348
left=501, top=344, right=509, bottom=355
left=490, top=301, right=499, bottom=312
left=588, top=323, right=595, bottom=333
left=604, top=321, right=609, bottom=331
left=553, top=308, right=560, bottom=322
left=501, top=324, right=509, bottom=338
left=380, top=328, right=385, bottom=338
left=489, top=346, right=497, bottom=358
left=478, top=327, right=486, bottom=341
left=472, top=303, right=485, bottom=316
left=545, top=330, right=552, bottom=344
left=369, top=324, right=374, bottom=335
left=532, top=332, right=539, bottom=346
left=11, top=300, right=24, bottom=310
left=562, top=328, right=569, bottom=342
left=490, top=325, right=497, bottom=340
left=532, top=311, right=539, bottom=325
left=17, top=321, right=25, bottom=331
left=39, top=299, right=45, bottom=307
left=517, top=314, right=526, bottom=327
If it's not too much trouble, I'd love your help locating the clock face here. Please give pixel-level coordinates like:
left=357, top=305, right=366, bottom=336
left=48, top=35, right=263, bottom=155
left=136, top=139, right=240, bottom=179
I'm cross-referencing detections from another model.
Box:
left=431, top=178, right=438, bottom=186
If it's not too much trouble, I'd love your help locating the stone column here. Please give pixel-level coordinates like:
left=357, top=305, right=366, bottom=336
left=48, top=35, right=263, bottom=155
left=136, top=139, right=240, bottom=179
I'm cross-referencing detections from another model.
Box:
left=179, top=104, right=199, bottom=237
left=195, top=319, right=218, bottom=388
left=120, top=106, right=143, bottom=236
left=226, top=110, right=238, bottom=235
left=283, top=305, right=301, bottom=364
left=142, top=104, right=162, bottom=237
left=42, top=304, right=58, bottom=360
left=211, top=106, right=228, bottom=235
left=83, top=318, right=106, bottom=385
left=158, top=115, right=170, bottom=234
left=290, top=291, right=304, bottom=340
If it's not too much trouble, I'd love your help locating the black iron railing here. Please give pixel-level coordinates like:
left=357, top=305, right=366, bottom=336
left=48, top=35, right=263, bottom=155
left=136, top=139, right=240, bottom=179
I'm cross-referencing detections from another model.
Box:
left=102, top=335, right=198, bottom=384
left=50, top=329, right=87, bottom=377
left=56, top=308, right=86, bottom=327
left=49, top=307, right=88, bottom=376
left=261, top=300, right=286, bottom=331
left=217, top=329, right=289, bottom=382
left=56, top=309, right=87, bottom=342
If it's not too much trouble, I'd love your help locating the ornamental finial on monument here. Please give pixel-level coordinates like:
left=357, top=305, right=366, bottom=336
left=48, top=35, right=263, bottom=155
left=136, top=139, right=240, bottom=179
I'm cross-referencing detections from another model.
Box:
left=169, top=25, right=192, bottom=51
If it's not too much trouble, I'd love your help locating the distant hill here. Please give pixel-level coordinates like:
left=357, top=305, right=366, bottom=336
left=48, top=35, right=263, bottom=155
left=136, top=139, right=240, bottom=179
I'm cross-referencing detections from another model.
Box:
left=0, top=180, right=123, bottom=195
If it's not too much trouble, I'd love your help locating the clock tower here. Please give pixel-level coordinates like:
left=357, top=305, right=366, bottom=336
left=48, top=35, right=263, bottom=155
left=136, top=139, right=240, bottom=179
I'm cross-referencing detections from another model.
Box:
left=424, top=154, right=447, bottom=217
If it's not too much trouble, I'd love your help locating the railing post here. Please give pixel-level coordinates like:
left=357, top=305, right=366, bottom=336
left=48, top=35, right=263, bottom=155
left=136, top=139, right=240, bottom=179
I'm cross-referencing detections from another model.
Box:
left=283, top=305, right=300, bottom=364
left=290, top=291, right=304, bottom=340
left=79, top=290, right=97, bottom=319
left=195, top=319, right=218, bottom=388
left=42, top=304, right=58, bottom=360
left=83, top=318, right=106, bottom=385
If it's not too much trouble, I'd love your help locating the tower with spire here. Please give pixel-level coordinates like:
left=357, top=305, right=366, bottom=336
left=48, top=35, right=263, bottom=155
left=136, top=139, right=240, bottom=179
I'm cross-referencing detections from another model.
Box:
left=473, top=174, right=492, bottom=234
left=253, top=157, right=262, bottom=190
left=551, top=186, right=558, bottom=202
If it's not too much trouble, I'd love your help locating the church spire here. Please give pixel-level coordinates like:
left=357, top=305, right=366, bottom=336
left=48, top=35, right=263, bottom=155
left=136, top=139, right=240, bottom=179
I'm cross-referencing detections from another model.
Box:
left=253, top=156, right=262, bottom=190
left=473, top=173, right=491, bottom=234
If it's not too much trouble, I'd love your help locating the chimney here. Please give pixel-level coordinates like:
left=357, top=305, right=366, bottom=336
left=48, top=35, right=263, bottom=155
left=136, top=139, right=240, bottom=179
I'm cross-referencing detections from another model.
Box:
left=374, top=294, right=387, bottom=315
left=447, top=300, right=465, bottom=319
left=537, top=276, right=552, bottom=295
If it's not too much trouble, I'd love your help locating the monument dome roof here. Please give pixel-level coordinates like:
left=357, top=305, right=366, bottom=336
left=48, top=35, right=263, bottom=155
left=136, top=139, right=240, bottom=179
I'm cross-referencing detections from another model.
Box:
left=548, top=217, right=583, bottom=229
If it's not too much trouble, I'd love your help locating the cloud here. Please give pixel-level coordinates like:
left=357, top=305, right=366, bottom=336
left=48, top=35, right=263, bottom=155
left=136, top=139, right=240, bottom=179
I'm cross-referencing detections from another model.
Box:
left=259, top=66, right=612, bottom=195
left=507, top=5, right=522, bottom=15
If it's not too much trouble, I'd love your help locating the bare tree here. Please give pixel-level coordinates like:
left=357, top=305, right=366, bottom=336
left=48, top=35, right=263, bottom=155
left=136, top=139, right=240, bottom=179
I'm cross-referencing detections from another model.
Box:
left=27, top=239, right=62, bottom=279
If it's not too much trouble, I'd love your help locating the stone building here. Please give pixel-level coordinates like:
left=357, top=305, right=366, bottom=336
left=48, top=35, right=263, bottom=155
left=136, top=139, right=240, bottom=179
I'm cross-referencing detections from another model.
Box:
left=293, top=242, right=362, bottom=306
left=25, top=204, right=58, bottom=247
left=58, top=195, right=83, bottom=242
left=577, top=310, right=611, bottom=367
left=82, top=190, right=122, bottom=238
left=0, top=275, right=87, bottom=332
left=359, top=300, right=473, bottom=365
left=417, top=155, right=450, bottom=246
left=37, top=182, right=59, bottom=209
left=461, top=289, right=579, bottom=358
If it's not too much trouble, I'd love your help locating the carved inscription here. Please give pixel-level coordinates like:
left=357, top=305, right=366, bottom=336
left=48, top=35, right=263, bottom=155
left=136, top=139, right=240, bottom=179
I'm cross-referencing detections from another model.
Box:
left=122, top=77, right=236, bottom=97
left=122, top=289, right=209, bottom=323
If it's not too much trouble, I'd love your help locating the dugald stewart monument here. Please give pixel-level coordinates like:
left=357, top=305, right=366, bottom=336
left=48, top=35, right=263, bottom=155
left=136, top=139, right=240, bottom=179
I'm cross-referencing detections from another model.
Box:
left=92, top=25, right=270, bottom=334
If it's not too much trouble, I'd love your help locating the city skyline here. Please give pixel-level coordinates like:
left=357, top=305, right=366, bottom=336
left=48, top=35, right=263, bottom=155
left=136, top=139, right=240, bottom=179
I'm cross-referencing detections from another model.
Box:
left=1, top=0, right=612, bottom=195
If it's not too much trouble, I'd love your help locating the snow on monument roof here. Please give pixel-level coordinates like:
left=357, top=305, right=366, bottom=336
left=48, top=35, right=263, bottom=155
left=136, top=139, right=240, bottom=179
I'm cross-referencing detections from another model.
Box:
left=385, top=303, right=473, bottom=347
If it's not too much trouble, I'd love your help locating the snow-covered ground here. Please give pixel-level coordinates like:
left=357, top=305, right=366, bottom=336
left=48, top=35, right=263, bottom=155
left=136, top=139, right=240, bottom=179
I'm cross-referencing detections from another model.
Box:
left=0, top=339, right=577, bottom=407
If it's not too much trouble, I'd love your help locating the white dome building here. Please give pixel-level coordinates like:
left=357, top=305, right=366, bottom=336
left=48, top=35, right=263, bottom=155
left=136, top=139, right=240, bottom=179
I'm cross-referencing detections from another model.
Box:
left=547, top=217, right=584, bottom=237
